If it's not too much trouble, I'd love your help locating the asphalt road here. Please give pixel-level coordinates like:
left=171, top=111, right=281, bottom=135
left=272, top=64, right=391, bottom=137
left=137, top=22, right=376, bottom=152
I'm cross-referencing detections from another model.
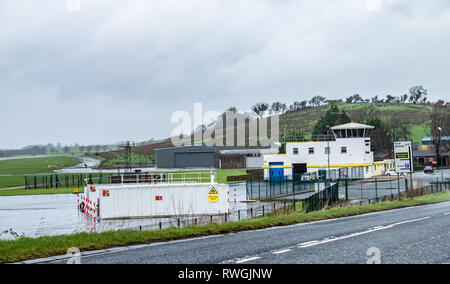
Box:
left=343, top=169, right=450, bottom=202
left=48, top=201, right=450, bottom=264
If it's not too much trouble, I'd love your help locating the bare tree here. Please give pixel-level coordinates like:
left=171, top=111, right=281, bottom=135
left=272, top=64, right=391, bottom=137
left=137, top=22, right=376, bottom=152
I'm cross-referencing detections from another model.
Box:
left=430, top=100, right=447, bottom=166
left=409, top=86, right=428, bottom=104
left=251, top=103, right=269, bottom=117
left=310, top=96, right=326, bottom=106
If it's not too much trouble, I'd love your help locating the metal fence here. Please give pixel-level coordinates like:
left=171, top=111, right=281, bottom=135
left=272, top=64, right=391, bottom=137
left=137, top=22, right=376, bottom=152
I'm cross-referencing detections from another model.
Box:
left=303, top=183, right=339, bottom=213
left=403, top=181, right=450, bottom=198
left=246, top=178, right=317, bottom=200
left=83, top=201, right=296, bottom=234
left=22, top=171, right=216, bottom=189
left=109, top=172, right=214, bottom=184
left=24, top=173, right=112, bottom=189
left=339, top=177, right=409, bottom=204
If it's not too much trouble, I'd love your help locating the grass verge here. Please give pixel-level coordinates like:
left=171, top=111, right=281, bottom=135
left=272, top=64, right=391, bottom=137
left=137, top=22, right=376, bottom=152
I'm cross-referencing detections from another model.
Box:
left=1, top=191, right=449, bottom=263
left=0, top=187, right=82, bottom=197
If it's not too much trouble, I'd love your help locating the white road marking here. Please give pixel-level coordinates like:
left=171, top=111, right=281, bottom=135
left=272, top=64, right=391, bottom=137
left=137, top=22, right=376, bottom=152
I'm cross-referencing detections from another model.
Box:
left=298, top=217, right=431, bottom=248
left=272, top=249, right=291, bottom=255
left=371, top=226, right=384, bottom=230
left=390, top=217, right=431, bottom=226
left=443, top=212, right=450, bottom=215
left=236, top=257, right=261, bottom=264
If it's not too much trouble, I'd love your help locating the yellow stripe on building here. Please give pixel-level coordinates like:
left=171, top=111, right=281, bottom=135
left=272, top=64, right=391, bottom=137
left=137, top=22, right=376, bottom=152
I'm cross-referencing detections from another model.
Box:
left=263, top=161, right=388, bottom=169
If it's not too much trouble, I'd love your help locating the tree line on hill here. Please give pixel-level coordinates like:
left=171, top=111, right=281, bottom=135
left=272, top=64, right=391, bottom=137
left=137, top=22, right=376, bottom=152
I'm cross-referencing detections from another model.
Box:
left=226, top=85, right=433, bottom=117
left=0, top=143, right=120, bottom=158
left=0, top=138, right=160, bottom=158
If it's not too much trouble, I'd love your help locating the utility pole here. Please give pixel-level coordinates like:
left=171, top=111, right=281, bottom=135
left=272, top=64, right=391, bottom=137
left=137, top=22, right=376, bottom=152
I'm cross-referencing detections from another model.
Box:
left=438, top=127, right=444, bottom=182
left=409, top=140, right=414, bottom=195
left=326, top=125, right=331, bottom=186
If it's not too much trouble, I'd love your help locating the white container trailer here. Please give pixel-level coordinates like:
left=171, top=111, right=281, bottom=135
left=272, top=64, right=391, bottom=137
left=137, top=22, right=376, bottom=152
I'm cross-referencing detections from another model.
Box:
left=80, top=181, right=229, bottom=220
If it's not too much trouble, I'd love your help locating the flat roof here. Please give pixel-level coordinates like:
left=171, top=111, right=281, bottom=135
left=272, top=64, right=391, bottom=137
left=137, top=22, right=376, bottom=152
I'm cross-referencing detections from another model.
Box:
left=219, top=149, right=278, bottom=155
left=422, top=136, right=450, bottom=142
left=330, top=122, right=375, bottom=130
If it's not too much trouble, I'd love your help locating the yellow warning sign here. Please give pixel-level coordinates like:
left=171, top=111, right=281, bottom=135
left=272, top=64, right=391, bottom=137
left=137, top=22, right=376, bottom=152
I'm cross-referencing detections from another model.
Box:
left=208, top=187, right=219, bottom=202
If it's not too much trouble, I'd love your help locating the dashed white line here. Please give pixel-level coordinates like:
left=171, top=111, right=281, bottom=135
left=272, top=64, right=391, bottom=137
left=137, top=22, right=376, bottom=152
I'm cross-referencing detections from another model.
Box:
left=443, top=212, right=450, bottom=216
left=298, top=216, right=431, bottom=249
left=391, top=216, right=431, bottom=225
left=272, top=249, right=291, bottom=255
left=236, top=257, right=261, bottom=264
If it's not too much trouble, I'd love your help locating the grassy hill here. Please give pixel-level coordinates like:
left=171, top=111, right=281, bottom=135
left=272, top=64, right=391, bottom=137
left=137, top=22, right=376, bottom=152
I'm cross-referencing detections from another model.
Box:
left=95, top=103, right=433, bottom=167
left=280, top=103, right=431, bottom=143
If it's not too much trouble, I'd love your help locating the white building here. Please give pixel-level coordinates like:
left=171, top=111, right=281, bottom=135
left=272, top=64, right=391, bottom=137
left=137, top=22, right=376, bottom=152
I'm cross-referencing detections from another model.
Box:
left=263, top=122, right=393, bottom=180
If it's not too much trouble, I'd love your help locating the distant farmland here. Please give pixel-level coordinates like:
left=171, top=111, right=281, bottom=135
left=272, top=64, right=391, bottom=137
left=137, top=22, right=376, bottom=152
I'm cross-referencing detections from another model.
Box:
left=0, top=156, right=79, bottom=175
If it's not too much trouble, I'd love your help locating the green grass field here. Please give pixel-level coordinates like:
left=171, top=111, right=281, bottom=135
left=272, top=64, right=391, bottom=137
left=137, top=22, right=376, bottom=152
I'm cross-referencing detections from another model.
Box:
left=0, top=156, right=79, bottom=175
left=0, top=175, right=28, bottom=189
left=1, top=191, right=449, bottom=263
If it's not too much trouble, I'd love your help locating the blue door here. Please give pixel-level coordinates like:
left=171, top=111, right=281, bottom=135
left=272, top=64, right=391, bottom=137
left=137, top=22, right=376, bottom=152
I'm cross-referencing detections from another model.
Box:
left=269, top=162, right=285, bottom=181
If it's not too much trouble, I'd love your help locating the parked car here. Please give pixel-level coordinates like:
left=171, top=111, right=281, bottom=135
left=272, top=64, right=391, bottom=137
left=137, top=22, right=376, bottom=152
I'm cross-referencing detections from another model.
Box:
left=385, top=169, right=405, bottom=176
left=424, top=166, right=434, bottom=174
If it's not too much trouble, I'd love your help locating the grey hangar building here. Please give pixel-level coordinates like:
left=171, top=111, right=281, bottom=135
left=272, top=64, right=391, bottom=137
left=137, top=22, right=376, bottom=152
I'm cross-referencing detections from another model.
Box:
left=155, top=146, right=278, bottom=169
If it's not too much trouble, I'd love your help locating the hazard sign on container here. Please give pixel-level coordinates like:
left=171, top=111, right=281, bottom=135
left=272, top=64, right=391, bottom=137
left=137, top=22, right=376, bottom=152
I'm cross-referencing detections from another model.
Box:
left=208, top=187, right=219, bottom=202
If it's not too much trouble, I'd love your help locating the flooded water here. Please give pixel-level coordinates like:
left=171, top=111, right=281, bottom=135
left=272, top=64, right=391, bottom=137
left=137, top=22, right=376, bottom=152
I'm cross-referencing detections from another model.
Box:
left=0, top=183, right=279, bottom=240
left=0, top=194, right=82, bottom=239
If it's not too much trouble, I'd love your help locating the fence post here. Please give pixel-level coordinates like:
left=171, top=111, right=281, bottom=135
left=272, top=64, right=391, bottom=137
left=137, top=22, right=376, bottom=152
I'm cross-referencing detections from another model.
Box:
left=345, top=178, right=348, bottom=201
left=405, top=178, right=409, bottom=198
left=238, top=210, right=241, bottom=221
left=262, top=206, right=265, bottom=217
left=375, top=178, right=378, bottom=203
left=360, top=180, right=363, bottom=201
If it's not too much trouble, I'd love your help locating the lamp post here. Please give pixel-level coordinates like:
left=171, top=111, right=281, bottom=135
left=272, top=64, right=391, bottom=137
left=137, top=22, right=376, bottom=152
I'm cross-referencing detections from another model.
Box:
left=326, top=125, right=331, bottom=186
left=438, top=127, right=443, bottom=182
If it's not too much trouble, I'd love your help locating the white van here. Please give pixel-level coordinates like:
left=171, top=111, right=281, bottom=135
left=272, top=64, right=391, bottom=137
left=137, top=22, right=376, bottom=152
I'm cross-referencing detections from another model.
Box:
left=385, top=169, right=406, bottom=176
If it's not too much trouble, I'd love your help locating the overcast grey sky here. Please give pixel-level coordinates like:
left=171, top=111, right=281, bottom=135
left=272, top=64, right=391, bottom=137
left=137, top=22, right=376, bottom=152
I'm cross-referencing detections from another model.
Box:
left=1, top=0, right=450, bottom=149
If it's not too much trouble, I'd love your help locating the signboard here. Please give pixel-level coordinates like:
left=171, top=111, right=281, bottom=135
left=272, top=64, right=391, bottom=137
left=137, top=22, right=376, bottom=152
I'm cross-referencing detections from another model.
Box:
left=394, top=141, right=414, bottom=174
left=208, top=187, right=219, bottom=202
